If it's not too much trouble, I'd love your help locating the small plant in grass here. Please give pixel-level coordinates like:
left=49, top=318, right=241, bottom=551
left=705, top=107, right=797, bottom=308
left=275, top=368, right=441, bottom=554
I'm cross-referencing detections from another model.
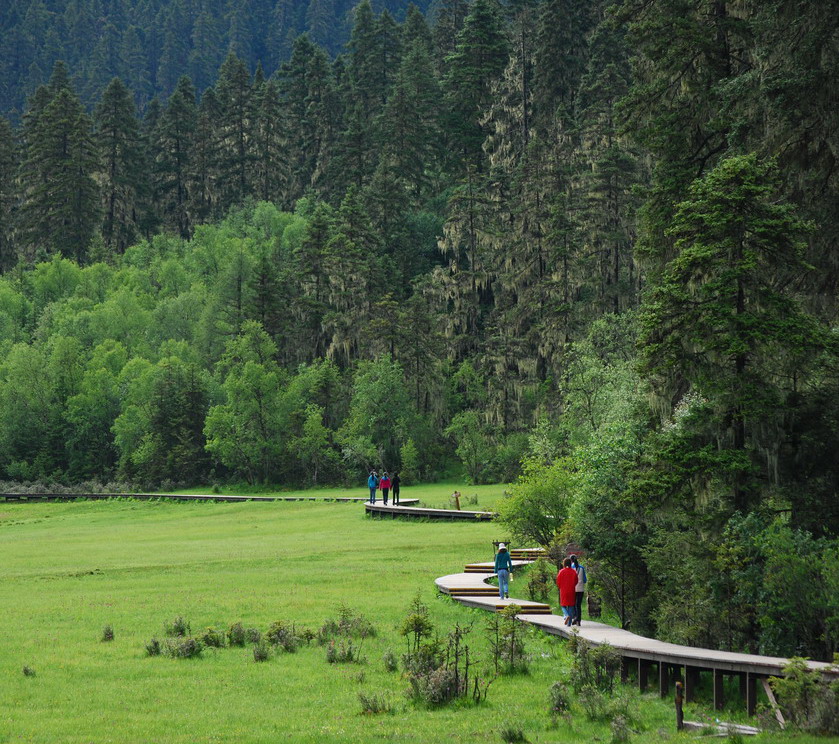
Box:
left=325, top=639, right=364, bottom=664
left=318, top=604, right=376, bottom=643
left=610, top=714, right=631, bottom=744
left=22, top=665, right=36, bottom=677
left=253, top=641, right=270, bottom=662
left=164, top=616, right=191, bottom=637
left=266, top=620, right=300, bottom=652
left=145, top=638, right=161, bottom=656
left=299, top=628, right=316, bottom=645
left=487, top=605, right=528, bottom=674
left=199, top=627, right=225, bottom=648
left=526, top=558, right=555, bottom=602
left=548, top=681, right=571, bottom=722
left=245, top=627, right=262, bottom=644
left=227, top=622, right=246, bottom=647
left=569, top=636, right=620, bottom=693
left=578, top=684, right=608, bottom=720
left=500, top=726, right=528, bottom=743
left=383, top=650, right=398, bottom=672
left=358, top=691, right=392, bottom=715
left=101, top=624, right=114, bottom=642
left=406, top=620, right=494, bottom=707
left=164, top=637, right=203, bottom=659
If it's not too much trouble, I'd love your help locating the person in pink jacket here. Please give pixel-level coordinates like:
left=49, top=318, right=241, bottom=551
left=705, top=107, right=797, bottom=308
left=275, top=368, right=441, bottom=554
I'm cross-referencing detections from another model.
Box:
left=379, top=472, right=391, bottom=505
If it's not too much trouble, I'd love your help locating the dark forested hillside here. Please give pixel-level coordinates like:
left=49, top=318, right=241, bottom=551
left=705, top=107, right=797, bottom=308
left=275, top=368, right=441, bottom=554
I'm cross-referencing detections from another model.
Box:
left=1, top=0, right=839, bottom=662
left=0, top=0, right=435, bottom=118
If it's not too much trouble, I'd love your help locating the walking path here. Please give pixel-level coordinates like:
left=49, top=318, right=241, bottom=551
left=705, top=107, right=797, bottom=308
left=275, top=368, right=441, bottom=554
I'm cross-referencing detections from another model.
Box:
left=365, top=502, right=495, bottom=520
left=0, top=491, right=419, bottom=505
left=436, top=550, right=838, bottom=714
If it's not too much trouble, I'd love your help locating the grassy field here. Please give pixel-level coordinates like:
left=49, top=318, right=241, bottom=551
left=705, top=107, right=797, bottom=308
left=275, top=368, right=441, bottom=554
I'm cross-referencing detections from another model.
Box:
left=0, top=493, right=830, bottom=743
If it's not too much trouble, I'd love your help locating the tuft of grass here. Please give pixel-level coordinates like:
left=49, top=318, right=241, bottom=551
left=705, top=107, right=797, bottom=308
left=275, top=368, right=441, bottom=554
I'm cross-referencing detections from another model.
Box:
left=199, top=627, right=225, bottom=648
left=163, top=616, right=191, bottom=637
left=144, top=637, right=161, bottom=656
left=164, top=637, right=203, bottom=659
left=500, top=727, right=528, bottom=743
left=226, top=622, right=245, bottom=646
left=253, top=641, right=270, bottom=663
left=22, top=665, right=36, bottom=677
left=358, top=691, right=392, bottom=715
left=101, top=624, right=114, bottom=642
left=383, top=650, right=398, bottom=672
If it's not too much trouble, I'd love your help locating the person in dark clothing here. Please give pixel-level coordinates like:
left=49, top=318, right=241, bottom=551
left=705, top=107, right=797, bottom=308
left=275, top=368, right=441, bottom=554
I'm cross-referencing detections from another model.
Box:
left=570, top=554, right=587, bottom=626
left=556, top=558, right=578, bottom=626
left=391, top=472, right=401, bottom=505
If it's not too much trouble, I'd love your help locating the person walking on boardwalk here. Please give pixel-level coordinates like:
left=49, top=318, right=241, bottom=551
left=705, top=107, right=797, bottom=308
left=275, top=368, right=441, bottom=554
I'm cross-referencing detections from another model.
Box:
left=380, top=472, right=391, bottom=505
left=391, top=471, right=401, bottom=505
left=570, top=554, right=587, bottom=626
left=495, top=543, right=513, bottom=599
left=556, top=558, right=578, bottom=625
left=367, top=471, right=379, bottom=503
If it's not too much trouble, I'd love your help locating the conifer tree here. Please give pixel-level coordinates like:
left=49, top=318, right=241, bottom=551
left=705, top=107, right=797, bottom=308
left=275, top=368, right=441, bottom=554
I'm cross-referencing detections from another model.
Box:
left=402, top=4, right=434, bottom=53
left=639, top=154, right=822, bottom=513
left=189, top=9, right=224, bottom=93
left=18, top=86, right=100, bottom=263
left=443, top=0, right=510, bottom=172
left=376, top=40, right=442, bottom=202
left=252, top=79, right=287, bottom=204
left=190, top=87, right=220, bottom=223
left=531, top=0, right=593, bottom=132
left=0, top=117, right=17, bottom=271
left=94, top=77, right=145, bottom=254
left=214, top=53, right=255, bottom=213
left=119, top=26, right=151, bottom=110
left=432, top=0, right=469, bottom=73
left=154, top=76, right=196, bottom=239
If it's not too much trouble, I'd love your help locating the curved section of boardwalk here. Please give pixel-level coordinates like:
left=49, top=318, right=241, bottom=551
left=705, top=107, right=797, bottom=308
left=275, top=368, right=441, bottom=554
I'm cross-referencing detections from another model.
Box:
left=365, top=502, right=495, bottom=520
left=436, top=551, right=838, bottom=715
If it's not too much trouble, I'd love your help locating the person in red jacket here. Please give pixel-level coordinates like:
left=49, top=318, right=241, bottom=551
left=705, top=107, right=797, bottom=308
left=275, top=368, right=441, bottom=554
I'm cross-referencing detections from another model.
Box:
left=556, top=558, right=578, bottom=626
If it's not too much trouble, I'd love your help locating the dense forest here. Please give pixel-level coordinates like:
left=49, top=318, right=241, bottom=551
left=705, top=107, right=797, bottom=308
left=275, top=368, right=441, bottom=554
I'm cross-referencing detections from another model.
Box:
left=1, top=0, right=838, bottom=661
left=0, top=0, right=438, bottom=117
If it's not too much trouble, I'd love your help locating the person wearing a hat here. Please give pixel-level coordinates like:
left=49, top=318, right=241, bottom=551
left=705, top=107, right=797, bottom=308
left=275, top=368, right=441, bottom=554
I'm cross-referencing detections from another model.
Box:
left=494, top=543, right=513, bottom=599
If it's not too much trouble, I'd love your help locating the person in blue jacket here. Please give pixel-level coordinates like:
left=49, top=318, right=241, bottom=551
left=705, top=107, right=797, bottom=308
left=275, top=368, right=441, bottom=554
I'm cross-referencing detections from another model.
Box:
left=367, top=471, right=379, bottom=503
left=495, top=543, right=514, bottom=599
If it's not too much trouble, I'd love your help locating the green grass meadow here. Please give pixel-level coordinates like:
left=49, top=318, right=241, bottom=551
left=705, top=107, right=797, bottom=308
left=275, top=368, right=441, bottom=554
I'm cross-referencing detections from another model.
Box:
left=0, top=488, right=830, bottom=743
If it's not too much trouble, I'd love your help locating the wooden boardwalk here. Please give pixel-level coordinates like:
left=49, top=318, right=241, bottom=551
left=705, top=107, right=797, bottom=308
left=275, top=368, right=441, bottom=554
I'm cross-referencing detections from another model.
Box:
left=436, top=551, right=838, bottom=715
left=0, top=492, right=418, bottom=505
left=365, top=502, right=495, bottom=520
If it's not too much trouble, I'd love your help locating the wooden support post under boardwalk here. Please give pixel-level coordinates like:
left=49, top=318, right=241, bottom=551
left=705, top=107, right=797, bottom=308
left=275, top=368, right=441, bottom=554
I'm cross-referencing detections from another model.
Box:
left=713, top=669, right=725, bottom=710
left=660, top=662, right=669, bottom=698
left=675, top=681, right=685, bottom=731
left=638, top=659, right=649, bottom=692
left=685, top=665, right=699, bottom=703
left=620, top=656, right=630, bottom=683
left=745, top=673, right=758, bottom=717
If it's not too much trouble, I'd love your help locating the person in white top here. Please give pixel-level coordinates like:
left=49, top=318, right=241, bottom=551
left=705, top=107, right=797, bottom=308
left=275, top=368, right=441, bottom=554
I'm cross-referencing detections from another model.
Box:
left=570, top=554, right=587, bottom=626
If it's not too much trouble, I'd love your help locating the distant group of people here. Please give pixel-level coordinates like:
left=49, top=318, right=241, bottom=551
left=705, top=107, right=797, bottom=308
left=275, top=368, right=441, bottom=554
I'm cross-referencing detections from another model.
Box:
left=367, top=470, right=401, bottom=505
left=556, top=554, right=587, bottom=626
